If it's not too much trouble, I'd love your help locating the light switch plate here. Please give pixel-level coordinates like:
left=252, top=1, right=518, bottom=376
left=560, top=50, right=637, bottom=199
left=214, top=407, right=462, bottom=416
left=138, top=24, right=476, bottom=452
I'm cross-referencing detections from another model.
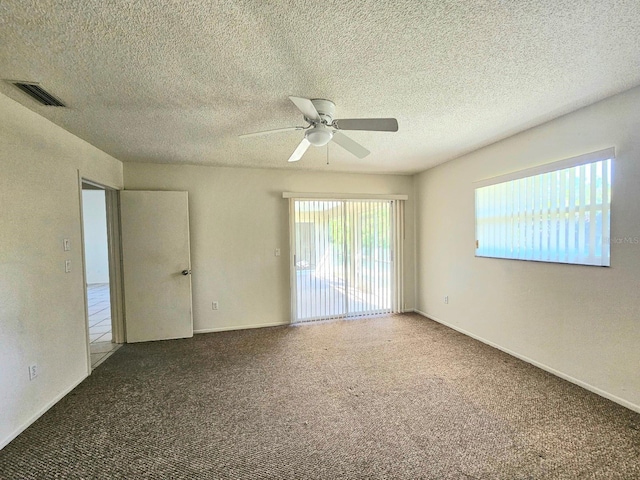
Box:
left=63, top=238, right=71, bottom=251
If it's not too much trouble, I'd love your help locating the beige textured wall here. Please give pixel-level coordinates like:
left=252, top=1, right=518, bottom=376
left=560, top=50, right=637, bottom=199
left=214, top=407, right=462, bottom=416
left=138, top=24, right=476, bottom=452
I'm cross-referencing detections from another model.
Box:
left=0, top=93, right=123, bottom=448
left=123, top=164, right=415, bottom=332
left=414, top=86, right=640, bottom=411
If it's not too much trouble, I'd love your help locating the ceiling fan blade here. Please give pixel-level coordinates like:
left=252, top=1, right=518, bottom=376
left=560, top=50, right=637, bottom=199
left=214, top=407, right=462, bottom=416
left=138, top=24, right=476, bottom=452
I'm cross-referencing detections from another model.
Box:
left=239, top=126, right=304, bottom=138
left=289, top=96, right=321, bottom=123
left=288, top=138, right=311, bottom=162
left=331, top=131, right=370, bottom=159
left=333, top=118, right=398, bottom=132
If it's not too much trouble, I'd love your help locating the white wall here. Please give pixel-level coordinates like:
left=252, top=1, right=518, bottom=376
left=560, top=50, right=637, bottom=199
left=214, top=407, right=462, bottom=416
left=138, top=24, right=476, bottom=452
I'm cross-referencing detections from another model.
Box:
left=415, top=85, right=640, bottom=412
left=81, top=190, right=109, bottom=284
left=123, top=164, right=415, bottom=332
left=0, top=93, right=123, bottom=448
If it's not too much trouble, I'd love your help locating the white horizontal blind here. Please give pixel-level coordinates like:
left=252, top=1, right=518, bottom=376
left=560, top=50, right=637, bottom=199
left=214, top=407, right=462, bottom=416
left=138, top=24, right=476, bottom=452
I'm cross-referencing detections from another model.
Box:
left=291, top=199, right=398, bottom=323
left=475, top=151, right=612, bottom=266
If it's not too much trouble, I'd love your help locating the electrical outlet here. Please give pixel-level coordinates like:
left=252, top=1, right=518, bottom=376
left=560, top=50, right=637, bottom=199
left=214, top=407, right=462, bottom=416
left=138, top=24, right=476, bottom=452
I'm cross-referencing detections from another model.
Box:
left=65, top=259, right=71, bottom=273
left=275, top=248, right=281, bottom=257
left=212, top=301, right=219, bottom=310
left=28, top=364, right=38, bottom=381
left=444, top=296, right=449, bottom=304
left=63, top=238, right=71, bottom=251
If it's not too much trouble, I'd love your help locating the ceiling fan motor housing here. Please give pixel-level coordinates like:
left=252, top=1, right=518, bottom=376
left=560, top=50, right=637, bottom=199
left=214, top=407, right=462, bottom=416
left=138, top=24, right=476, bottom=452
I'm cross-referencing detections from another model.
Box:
left=303, top=99, right=336, bottom=146
left=309, top=98, right=335, bottom=125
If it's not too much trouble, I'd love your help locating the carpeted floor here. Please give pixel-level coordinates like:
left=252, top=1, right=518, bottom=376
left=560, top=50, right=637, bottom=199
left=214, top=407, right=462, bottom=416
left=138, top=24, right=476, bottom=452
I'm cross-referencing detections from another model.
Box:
left=1, top=313, right=639, bottom=479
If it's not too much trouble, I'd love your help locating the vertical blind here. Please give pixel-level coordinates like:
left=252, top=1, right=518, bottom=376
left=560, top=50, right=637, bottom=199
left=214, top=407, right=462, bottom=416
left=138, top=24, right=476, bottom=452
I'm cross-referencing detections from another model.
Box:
left=475, top=149, right=613, bottom=266
left=288, top=198, right=404, bottom=323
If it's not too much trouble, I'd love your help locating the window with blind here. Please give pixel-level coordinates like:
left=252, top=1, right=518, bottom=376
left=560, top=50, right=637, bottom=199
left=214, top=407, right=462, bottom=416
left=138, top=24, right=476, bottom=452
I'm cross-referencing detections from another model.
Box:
left=475, top=148, right=613, bottom=266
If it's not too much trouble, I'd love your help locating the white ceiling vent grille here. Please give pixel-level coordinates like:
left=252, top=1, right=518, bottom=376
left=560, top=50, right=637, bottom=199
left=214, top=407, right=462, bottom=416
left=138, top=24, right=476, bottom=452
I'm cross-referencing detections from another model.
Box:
left=10, top=81, right=66, bottom=107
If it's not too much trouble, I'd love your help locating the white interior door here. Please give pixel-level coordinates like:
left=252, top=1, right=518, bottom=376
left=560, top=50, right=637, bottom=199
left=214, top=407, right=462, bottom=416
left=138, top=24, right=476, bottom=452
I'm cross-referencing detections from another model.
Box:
left=120, top=190, right=193, bottom=342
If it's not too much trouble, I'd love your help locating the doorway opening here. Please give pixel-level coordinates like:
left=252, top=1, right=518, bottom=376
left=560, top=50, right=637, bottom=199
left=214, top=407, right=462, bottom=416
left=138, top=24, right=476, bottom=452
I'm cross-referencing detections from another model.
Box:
left=81, top=182, right=122, bottom=368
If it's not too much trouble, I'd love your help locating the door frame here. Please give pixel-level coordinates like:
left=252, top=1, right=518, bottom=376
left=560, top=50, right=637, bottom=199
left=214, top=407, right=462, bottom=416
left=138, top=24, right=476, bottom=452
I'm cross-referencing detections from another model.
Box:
left=78, top=174, right=125, bottom=374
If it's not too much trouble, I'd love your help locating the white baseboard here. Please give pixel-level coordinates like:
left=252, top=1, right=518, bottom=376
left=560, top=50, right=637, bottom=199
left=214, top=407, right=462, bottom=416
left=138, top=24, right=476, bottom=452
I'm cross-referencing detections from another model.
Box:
left=0, top=374, right=88, bottom=450
left=194, top=321, right=290, bottom=334
left=412, top=309, right=640, bottom=414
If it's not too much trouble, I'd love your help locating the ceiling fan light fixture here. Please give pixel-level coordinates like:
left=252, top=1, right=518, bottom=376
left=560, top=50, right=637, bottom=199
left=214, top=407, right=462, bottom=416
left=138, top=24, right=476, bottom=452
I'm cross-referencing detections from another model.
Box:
left=305, top=125, right=334, bottom=147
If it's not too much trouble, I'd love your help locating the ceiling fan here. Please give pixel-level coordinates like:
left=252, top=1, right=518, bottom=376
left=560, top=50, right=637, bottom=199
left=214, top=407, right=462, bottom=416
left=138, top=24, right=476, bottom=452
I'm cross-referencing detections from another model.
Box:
left=239, top=96, right=398, bottom=162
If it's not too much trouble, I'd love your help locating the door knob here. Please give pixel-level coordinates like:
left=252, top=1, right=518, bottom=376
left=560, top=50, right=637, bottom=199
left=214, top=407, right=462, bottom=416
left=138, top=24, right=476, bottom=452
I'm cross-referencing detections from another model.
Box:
left=181, top=269, right=192, bottom=276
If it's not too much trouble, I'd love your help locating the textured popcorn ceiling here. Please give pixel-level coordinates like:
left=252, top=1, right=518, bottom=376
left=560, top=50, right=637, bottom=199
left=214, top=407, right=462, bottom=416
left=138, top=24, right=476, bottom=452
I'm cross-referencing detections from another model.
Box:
left=1, top=1, right=639, bottom=174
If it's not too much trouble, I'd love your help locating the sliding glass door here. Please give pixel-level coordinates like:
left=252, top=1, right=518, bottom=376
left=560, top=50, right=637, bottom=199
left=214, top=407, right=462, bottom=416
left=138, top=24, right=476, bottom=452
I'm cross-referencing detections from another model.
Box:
left=290, top=199, right=395, bottom=323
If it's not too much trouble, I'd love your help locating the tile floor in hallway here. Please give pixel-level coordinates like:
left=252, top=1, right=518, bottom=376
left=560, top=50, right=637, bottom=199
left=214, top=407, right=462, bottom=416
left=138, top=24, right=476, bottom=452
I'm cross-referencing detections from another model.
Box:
left=87, top=283, right=120, bottom=368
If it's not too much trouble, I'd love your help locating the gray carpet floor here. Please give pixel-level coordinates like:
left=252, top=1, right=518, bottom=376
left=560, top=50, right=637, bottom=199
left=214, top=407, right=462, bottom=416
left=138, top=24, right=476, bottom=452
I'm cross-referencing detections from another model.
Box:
left=1, top=313, right=639, bottom=479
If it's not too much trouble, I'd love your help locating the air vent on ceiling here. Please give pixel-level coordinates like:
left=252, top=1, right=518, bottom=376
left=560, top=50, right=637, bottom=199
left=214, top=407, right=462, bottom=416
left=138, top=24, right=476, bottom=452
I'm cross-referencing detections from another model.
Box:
left=10, top=81, right=66, bottom=107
